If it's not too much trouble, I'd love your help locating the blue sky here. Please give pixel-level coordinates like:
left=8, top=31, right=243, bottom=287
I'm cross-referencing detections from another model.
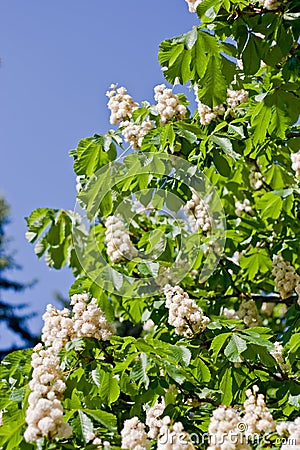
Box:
left=0, top=1, right=198, bottom=348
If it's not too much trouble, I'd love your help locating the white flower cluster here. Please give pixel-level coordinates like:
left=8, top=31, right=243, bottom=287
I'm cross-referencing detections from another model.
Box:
left=194, top=87, right=225, bottom=126
left=185, top=0, right=202, bottom=12
left=223, top=300, right=262, bottom=328
left=249, top=166, right=264, bottom=190
left=262, top=0, right=280, bottom=10
left=243, top=386, right=276, bottom=435
left=163, top=285, right=210, bottom=337
left=291, top=151, right=300, bottom=177
left=272, top=255, right=300, bottom=300
left=146, top=398, right=165, bottom=439
left=185, top=190, right=211, bottom=233
left=71, top=294, right=114, bottom=341
left=154, top=84, right=187, bottom=125
left=277, top=417, right=300, bottom=450
left=235, top=199, right=254, bottom=216
left=105, top=215, right=138, bottom=263
left=106, top=84, right=138, bottom=125
left=237, top=299, right=262, bottom=328
left=121, top=417, right=150, bottom=450
left=157, top=416, right=195, bottom=450
left=270, top=342, right=291, bottom=372
left=207, top=406, right=249, bottom=450
left=121, top=119, right=154, bottom=149
left=41, top=305, right=74, bottom=353
left=24, top=344, right=72, bottom=443
left=227, top=89, right=249, bottom=108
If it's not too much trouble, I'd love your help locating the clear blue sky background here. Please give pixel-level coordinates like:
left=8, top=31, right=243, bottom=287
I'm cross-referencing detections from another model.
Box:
left=0, top=1, right=198, bottom=349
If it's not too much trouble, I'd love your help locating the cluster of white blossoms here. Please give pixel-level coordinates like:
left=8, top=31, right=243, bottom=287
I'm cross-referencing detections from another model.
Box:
left=262, top=0, right=280, bottom=10
left=154, top=84, right=187, bottom=125
left=41, top=305, right=74, bottom=353
left=272, top=255, right=300, bottom=301
left=185, top=189, right=211, bottom=233
left=227, top=89, right=249, bottom=108
left=163, top=285, right=210, bottom=337
left=121, top=417, right=150, bottom=450
left=41, top=295, right=113, bottom=348
left=249, top=166, right=264, bottom=190
left=121, top=119, right=154, bottom=150
left=106, top=84, right=138, bottom=125
left=235, top=198, right=254, bottom=216
left=291, top=151, right=300, bottom=177
left=243, top=386, right=276, bottom=435
left=223, top=299, right=262, bottom=328
left=71, top=294, right=114, bottom=341
left=105, top=215, right=138, bottom=263
left=24, top=344, right=72, bottom=443
left=277, top=417, right=300, bottom=450
left=157, top=416, right=196, bottom=450
left=237, top=299, right=262, bottom=328
left=207, top=406, right=249, bottom=450
left=270, top=342, right=291, bottom=372
left=145, top=398, right=165, bottom=439
left=184, top=0, right=202, bottom=12
left=194, top=86, right=225, bottom=126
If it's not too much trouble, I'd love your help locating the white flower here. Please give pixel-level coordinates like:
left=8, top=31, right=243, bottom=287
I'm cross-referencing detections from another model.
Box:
left=185, top=0, right=202, bottom=12
left=271, top=342, right=291, bottom=372
left=207, top=406, right=250, bottom=450
left=227, top=89, right=249, bottom=108
left=262, top=0, right=280, bottom=10
left=243, top=387, right=275, bottom=435
left=184, top=188, right=211, bottom=233
left=121, top=119, right=154, bottom=149
left=236, top=299, right=262, bottom=328
left=105, top=215, right=138, bottom=263
left=291, top=151, right=300, bottom=177
left=41, top=304, right=74, bottom=352
left=163, top=285, right=210, bottom=336
left=121, top=417, right=150, bottom=450
left=24, top=345, right=72, bottom=442
left=235, top=198, right=254, bottom=216
left=146, top=398, right=165, bottom=439
left=71, top=294, right=114, bottom=341
left=194, top=86, right=225, bottom=125
left=106, top=85, right=138, bottom=124
left=154, top=84, right=187, bottom=124
left=249, top=166, right=264, bottom=190
left=272, top=255, right=300, bottom=300
left=157, top=416, right=195, bottom=449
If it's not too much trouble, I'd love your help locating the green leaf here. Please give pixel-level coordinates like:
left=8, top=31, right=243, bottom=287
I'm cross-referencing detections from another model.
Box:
left=73, top=136, right=115, bottom=176
left=131, top=353, right=150, bottom=388
left=289, top=333, right=300, bottom=354
left=239, top=249, right=272, bottom=280
left=212, top=150, right=231, bottom=177
left=211, top=333, right=232, bottom=362
left=256, top=192, right=283, bottom=220
left=167, top=345, right=191, bottom=367
left=199, top=55, right=227, bottom=106
left=242, top=34, right=261, bottom=75
left=210, top=135, right=240, bottom=160
left=224, top=334, right=247, bottom=362
left=192, top=357, right=211, bottom=382
left=84, top=409, right=117, bottom=431
left=78, top=410, right=94, bottom=443
left=220, top=367, right=233, bottom=405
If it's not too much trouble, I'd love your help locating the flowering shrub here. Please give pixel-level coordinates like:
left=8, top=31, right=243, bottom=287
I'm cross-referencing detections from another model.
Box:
left=0, top=0, right=300, bottom=449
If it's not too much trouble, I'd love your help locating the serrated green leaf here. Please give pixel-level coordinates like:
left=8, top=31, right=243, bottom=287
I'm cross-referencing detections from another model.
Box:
left=224, top=334, right=247, bottom=362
